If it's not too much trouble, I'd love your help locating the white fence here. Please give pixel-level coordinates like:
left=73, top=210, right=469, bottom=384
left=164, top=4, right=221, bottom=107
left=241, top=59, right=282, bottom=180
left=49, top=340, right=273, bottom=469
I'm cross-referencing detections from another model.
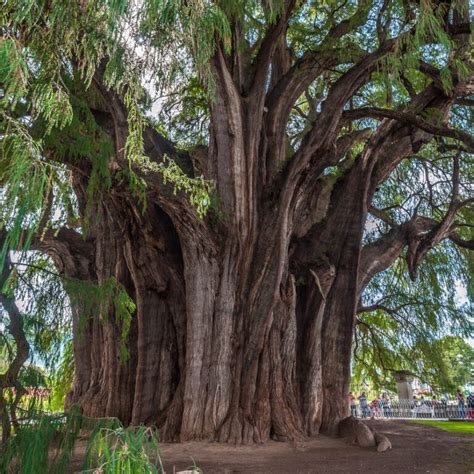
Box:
left=352, top=398, right=474, bottom=420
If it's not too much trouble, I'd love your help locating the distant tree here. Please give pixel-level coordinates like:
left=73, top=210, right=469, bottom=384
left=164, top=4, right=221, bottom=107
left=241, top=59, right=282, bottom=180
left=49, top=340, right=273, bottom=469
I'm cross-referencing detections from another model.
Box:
left=353, top=244, right=472, bottom=393
left=1, top=0, right=473, bottom=443
left=431, top=336, right=474, bottom=392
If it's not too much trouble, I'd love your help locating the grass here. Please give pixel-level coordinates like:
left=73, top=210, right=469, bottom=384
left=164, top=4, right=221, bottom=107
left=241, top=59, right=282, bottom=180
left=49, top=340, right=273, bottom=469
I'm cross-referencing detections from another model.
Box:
left=81, top=425, right=164, bottom=473
left=1, top=408, right=170, bottom=473
left=411, top=420, right=474, bottom=435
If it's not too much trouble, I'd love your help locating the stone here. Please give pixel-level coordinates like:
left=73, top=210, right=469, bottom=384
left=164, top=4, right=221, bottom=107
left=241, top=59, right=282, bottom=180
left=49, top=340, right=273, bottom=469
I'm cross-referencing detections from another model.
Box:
left=338, top=416, right=376, bottom=448
left=374, top=432, right=392, bottom=452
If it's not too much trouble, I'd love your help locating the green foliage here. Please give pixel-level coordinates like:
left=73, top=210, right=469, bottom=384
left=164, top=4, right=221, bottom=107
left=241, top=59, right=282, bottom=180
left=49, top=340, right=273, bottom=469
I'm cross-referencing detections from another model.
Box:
left=1, top=0, right=216, bottom=249
left=411, top=420, right=474, bottom=435
left=429, top=336, right=474, bottom=392
left=0, top=118, right=53, bottom=260
left=355, top=243, right=473, bottom=393
left=82, top=425, right=164, bottom=473
left=47, top=341, right=74, bottom=413
left=33, top=84, right=74, bottom=134
left=17, top=365, right=47, bottom=389
left=0, top=408, right=166, bottom=473
left=1, top=408, right=82, bottom=474
left=158, top=77, right=209, bottom=146
left=65, top=277, right=135, bottom=364
left=41, top=92, right=115, bottom=216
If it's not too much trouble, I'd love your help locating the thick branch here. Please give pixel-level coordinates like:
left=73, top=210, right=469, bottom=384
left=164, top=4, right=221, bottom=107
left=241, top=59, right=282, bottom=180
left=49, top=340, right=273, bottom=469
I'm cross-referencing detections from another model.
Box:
left=360, top=192, right=473, bottom=291
left=449, top=234, right=474, bottom=249
left=248, top=0, right=297, bottom=96
left=358, top=215, right=437, bottom=292
left=263, top=5, right=371, bottom=180
left=0, top=253, right=30, bottom=443
left=343, top=107, right=474, bottom=153
left=0, top=227, right=94, bottom=280
left=367, top=85, right=452, bottom=194
left=281, top=41, right=395, bottom=195
left=265, top=0, right=370, bottom=116
left=292, top=129, right=372, bottom=239
left=86, top=76, right=217, bottom=246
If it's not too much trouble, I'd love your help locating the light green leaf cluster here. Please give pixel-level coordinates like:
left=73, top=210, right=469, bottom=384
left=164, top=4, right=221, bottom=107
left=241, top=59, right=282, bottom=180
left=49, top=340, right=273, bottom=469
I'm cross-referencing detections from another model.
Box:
left=83, top=425, right=164, bottom=473
left=0, top=116, right=53, bottom=260
left=119, top=79, right=213, bottom=217
left=33, top=84, right=74, bottom=134
left=159, top=156, right=213, bottom=218
left=0, top=408, right=166, bottom=474
left=1, top=0, right=222, bottom=236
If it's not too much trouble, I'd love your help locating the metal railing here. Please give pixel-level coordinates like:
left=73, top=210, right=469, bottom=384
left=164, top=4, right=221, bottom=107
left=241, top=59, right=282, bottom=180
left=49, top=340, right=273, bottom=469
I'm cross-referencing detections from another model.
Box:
left=351, top=398, right=474, bottom=420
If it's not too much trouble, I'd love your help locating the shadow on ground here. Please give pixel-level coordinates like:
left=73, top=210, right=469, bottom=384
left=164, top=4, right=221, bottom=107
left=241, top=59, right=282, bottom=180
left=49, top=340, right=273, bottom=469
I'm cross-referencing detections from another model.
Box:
left=71, top=420, right=474, bottom=473
left=159, top=420, right=473, bottom=474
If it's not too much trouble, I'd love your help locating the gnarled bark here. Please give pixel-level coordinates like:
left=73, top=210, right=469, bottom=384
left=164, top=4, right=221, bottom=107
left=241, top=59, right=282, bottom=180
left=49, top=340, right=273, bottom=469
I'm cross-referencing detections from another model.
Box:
left=22, top=0, right=471, bottom=444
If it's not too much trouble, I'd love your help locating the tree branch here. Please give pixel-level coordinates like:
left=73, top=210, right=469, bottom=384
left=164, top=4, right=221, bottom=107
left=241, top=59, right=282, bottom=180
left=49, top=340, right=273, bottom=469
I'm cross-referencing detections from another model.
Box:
left=284, top=41, right=396, bottom=186
left=263, top=3, right=371, bottom=181
left=406, top=155, right=466, bottom=279
left=449, top=234, right=474, bottom=250
left=248, top=0, right=298, bottom=96
left=343, top=107, right=474, bottom=153
left=355, top=319, right=396, bottom=373
left=0, top=252, right=30, bottom=443
left=0, top=227, right=94, bottom=281
left=358, top=215, right=437, bottom=292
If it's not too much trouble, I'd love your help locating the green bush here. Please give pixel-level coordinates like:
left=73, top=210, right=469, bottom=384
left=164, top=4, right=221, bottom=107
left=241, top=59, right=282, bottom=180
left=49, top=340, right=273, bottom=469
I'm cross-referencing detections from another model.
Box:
left=0, top=408, right=165, bottom=473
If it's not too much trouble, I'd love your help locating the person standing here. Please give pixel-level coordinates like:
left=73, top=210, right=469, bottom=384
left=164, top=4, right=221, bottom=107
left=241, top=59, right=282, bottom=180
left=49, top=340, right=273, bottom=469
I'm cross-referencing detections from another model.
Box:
left=466, top=392, right=474, bottom=419
left=456, top=389, right=466, bottom=419
left=412, top=396, right=419, bottom=418
left=440, top=396, right=448, bottom=418
left=348, top=392, right=357, bottom=417
left=382, top=393, right=392, bottom=418
left=358, top=392, right=369, bottom=418
left=370, top=398, right=378, bottom=419
left=431, top=396, right=440, bottom=418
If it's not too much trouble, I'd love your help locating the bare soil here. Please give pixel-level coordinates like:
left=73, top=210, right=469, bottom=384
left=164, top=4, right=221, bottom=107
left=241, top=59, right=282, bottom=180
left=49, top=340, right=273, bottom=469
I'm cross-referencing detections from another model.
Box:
left=71, top=420, right=474, bottom=473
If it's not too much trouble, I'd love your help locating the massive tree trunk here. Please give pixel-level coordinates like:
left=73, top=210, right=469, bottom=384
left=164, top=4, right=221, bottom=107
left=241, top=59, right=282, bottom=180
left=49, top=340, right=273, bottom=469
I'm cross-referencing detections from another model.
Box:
left=32, top=4, right=470, bottom=444
left=62, top=191, right=362, bottom=442
left=59, top=94, right=388, bottom=442
left=54, top=63, right=464, bottom=445
left=1, top=0, right=471, bottom=449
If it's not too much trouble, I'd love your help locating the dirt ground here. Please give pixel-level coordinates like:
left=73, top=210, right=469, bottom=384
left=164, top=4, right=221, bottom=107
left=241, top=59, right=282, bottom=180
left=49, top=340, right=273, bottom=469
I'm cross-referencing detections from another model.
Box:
left=72, top=420, right=474, bottom=473
left=159, top=421, right=473, bottom=474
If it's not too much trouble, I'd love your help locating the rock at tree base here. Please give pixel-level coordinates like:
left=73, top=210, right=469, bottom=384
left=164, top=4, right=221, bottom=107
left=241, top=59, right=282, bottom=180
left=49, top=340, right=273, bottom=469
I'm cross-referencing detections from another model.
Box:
left=374, top=431, right=392, bottom=452
left=338, top=416, right=391, bottom=452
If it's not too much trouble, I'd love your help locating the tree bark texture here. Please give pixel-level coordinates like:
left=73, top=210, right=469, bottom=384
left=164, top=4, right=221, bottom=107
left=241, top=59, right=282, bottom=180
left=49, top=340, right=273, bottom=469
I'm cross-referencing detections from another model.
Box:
left=39, top=6, right=472, bottom=443
left=61, top=108, right=446, bottom=443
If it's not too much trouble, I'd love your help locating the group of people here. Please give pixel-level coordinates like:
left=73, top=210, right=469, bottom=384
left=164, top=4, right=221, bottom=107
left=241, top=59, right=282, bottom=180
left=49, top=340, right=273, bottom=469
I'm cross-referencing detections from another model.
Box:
left=348, top=389, right=474, bottom=419
left=348, top=392, right=392, bottom=419
left=456, top=389, right=474, bottom=419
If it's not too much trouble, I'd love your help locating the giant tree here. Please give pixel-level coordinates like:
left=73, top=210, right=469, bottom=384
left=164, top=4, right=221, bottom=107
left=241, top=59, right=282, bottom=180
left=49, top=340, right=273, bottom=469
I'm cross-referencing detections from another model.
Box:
left=1, top=0, right=473, bottom=443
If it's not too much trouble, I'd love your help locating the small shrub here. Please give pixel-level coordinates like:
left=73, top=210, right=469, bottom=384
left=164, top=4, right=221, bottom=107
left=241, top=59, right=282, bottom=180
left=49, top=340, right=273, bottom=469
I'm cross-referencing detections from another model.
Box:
left=81, top=425, right=164, bottom=473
